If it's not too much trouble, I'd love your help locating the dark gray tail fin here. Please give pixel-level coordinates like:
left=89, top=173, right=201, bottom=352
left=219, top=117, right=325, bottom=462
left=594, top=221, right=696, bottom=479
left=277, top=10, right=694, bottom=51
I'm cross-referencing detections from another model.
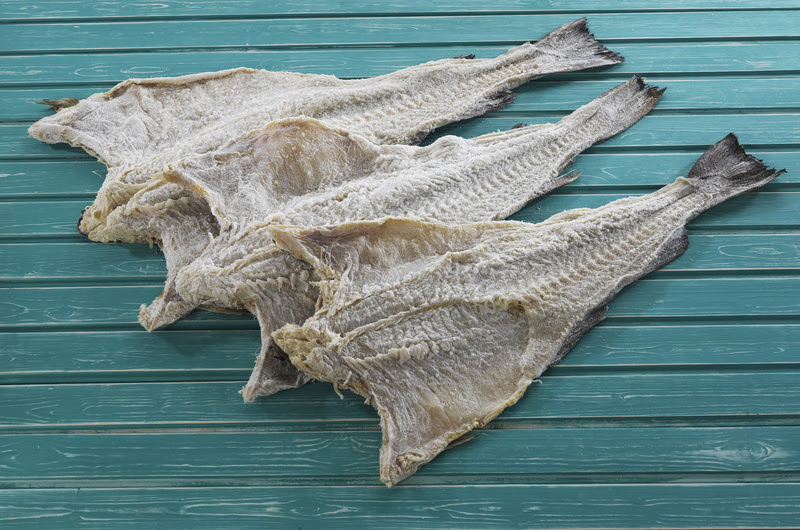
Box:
left=534, top=18, right=624, bottom=74
left=567, top=75, right=664, bottom=144
left=686, top=133, right=785, bottom=210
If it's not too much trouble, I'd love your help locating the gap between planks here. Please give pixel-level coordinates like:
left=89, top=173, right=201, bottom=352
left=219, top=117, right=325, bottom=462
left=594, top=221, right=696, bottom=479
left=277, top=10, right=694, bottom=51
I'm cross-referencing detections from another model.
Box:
left=2, top=414, right=800, bottom=435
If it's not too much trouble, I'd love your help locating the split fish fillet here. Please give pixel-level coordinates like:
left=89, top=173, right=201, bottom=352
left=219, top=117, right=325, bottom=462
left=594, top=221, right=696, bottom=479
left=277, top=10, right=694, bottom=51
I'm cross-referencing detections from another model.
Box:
left=29, top=19, right=623, bottom=300
left=27, top=18, right=622, bottom=329
left=163, top=77, right=662, bottom=401
left=269, top=134, right=784, bottom=486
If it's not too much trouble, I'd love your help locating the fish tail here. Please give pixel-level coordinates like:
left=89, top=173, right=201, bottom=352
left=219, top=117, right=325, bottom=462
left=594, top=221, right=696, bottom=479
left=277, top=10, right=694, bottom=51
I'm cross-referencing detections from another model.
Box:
left=685, top=133, right=785, bottom=211
left=540, top=76, right=663, bottom=170
left=532, top=17, right=624, bottom=74
left=566, top=75, right=664, bottom=144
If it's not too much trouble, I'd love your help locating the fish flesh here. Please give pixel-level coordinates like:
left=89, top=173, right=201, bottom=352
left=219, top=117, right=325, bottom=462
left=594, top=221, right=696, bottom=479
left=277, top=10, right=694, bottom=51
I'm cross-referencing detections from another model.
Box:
left=163, top=77, right=662, bottom=401
left=27, top=18, right=623, bottom=329
left=58, top=17, right=622, bottom=330
left=174, top=76, right=661, bottom=400
left=30, top=17, right=620, bottom=187
left=269, top=134, right=784, bottom=486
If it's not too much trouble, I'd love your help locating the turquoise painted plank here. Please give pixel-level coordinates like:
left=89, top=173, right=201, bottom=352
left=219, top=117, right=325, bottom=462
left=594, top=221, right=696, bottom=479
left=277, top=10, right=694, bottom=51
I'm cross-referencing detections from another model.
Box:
left=4, top=0, right=797, bottom=20
left=0, top=0, right=798, bottom=518
left=663, top=233, right=800, bottom=271
left=3, top=13, right=798, bottom=54
left=3, top=42, right=799, bottom=87
left=1, top=323, right=798, bottom=384
left=565, top=150, right=799, bottom=187
left=2, top=150, right=797, bottom=199
left=0, top=285, right=255, bottom=329
left=1, top=483, right=799, bottom=528
left=1, top=276, right=798, bottom=329
left=606, top=276, right=799, bottom=318
left=3, top=191, right=796, bottom=242
left=2, top=234, right=798, bottom=284
left=0, top=160, right=106, bottom=196
left=0, top=242, right=166, bottom=280
left=6, top=76, right=800, bottom=124
left=0, top=199, right=89, bottom=237
left=2, top=427, right=799, bottom=485
left=567, top=323, right=800, bottom=368
left=1, top=371, right=798, bottom=429
left=1, top=324, right=797, bottom=384
left=6, top=115, right=800, bottom=162
left=0, top=330, right=261, bottom=379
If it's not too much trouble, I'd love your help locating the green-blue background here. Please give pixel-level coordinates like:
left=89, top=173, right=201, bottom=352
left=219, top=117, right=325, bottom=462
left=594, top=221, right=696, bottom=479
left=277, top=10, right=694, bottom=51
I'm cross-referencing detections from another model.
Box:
left=1, top=1, right=799, bottom=527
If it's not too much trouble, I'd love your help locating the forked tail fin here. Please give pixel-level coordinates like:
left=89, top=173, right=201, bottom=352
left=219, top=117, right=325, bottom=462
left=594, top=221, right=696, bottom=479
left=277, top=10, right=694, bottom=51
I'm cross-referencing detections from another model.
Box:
left=533, top=17, right=624, bottom=74
left=450, top=18, right=624, bottom=129
left=686, top=133, right=785, bottom=211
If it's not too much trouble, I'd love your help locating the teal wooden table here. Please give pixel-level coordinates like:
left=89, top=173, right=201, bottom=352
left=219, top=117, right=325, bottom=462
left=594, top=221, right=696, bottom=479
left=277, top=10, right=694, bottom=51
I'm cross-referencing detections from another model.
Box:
left=1, top=1, right=799, bottom=527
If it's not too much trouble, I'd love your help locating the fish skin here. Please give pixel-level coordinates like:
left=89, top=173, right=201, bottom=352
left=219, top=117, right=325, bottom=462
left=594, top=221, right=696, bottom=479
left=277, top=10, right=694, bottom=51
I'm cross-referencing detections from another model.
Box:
left=159, top=77, right=663, bottom=401
left=26, top=18, right=623, bottom=329
left=269, top=134, right=784, bottom=486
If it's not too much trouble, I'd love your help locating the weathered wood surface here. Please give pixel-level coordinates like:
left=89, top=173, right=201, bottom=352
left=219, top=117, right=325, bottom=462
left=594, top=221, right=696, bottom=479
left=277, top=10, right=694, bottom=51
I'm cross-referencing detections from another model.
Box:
left=1, top=1, right=798, bottom=527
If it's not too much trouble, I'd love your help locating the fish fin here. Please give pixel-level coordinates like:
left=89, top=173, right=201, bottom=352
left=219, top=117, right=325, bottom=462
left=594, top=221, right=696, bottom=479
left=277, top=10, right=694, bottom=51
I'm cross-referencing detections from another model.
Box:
left=241, top=302, right=312, bottom=403
left=445, top=433, right=481, bottom=450
left=534, top=17, right=624, bottom=73
left=132, top=206, right=217, bottom=331
left=241, top=340, right=310, bottom=403
left=642, top=227, right=690, bottom=277
left=560, top=76, right=664, bottom=145
left=462, top=90, right=516, bottom=123
left=553, top=303, right=608, bottom=365
left=554, top=171, right=580, bottom=188
left=685, top=133, right=786, bottom=211
left=138, top=293, right=195, bottom=332
left=35, top=98, right=79, bottom=111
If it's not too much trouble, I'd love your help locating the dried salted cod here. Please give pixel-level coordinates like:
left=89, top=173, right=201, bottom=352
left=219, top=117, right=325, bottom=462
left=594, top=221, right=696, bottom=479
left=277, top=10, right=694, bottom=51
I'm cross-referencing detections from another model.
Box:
left=270, top=134, right=784, bottom=486
left=27, top=18, right=623, bottom=329
left=164, top=77, right=663, bottom=400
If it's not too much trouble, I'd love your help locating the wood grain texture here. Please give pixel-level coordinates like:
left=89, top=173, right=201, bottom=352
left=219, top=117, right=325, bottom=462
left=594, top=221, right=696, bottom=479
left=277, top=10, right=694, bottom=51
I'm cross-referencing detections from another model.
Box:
left=1, top=371, right=798, bottom=430
left=2, top=426, right=799, bottom=486
left=0, top=323, right=798, bottom=384
left=1, top=483, right=799, bottom=528
left=2, top=42, right=799, bottom=88
left=1, top=2, right=799, bottom=527
left=3, top=12, right=799, bottom=54
left=4, top=0, right=798, bottom=20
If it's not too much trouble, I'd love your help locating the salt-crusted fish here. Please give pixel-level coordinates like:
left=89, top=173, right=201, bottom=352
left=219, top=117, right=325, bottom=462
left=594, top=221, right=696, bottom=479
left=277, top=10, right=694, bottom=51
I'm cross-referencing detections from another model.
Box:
left=269, top=134, right=784, bottom=486
left=164, top=77, right=661, bottom=401
left=27, top=18, right=622, bottom=329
